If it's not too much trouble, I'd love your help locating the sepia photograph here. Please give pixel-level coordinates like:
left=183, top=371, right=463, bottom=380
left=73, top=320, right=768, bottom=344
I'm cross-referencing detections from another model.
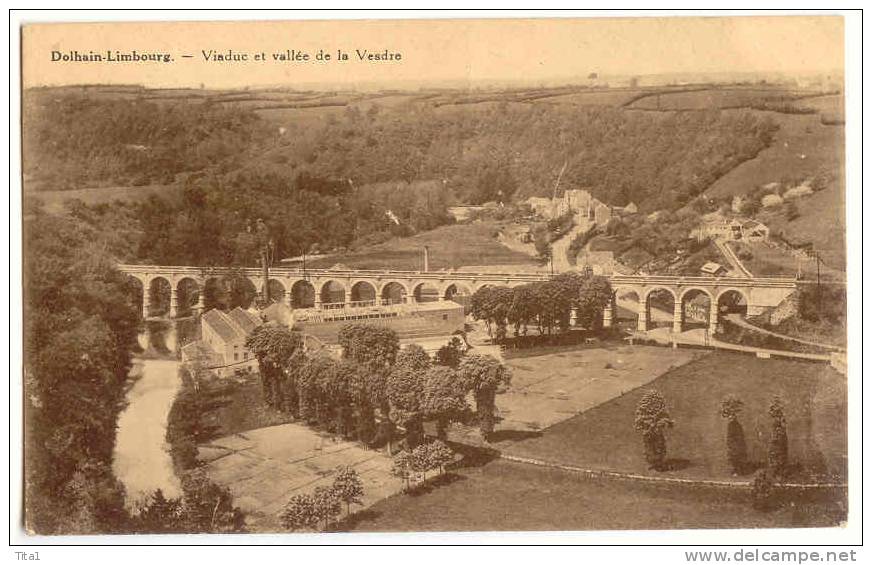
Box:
left=10, top=10, right=862, bottom=548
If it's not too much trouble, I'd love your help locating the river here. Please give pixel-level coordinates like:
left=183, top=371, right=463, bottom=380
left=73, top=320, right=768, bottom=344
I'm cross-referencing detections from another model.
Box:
left=113, top=353, right=183, bottom=508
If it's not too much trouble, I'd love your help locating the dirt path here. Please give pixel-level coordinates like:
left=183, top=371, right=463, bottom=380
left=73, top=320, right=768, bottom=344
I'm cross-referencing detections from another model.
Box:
left=724, top=313, right=844, bottom=351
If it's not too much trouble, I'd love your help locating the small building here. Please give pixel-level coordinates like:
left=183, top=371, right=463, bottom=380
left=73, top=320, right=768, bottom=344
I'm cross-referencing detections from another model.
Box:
left=622, top=202, right=638, bottom=215
left=740, top=220, right=770, bottom=242
left=700, top=262, right=727, bottom=276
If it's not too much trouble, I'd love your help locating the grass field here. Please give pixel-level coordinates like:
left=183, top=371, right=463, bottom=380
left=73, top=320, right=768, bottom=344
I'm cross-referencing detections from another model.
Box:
left=307, top=223, right=540, bottom=271
left=347, top=459, right=845, bottom=532
left=502, top=351, right=846, bottom=483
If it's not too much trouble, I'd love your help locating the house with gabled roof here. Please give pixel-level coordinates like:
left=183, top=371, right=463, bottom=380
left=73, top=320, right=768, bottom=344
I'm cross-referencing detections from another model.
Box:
left=186, top=307, right=263, bottom=377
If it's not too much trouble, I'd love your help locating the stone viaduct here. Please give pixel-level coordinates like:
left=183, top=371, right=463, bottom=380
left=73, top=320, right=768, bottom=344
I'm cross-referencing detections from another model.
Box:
left=118, top=265, right=797, bottom=334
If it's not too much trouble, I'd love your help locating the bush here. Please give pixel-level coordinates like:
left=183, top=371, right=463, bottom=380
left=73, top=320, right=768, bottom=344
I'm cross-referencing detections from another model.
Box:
left=720, top=396, right=748, bottom=474
left=634, top=390, right=674, bottom=471
left=752, top=469, right=778, bottom=511
left=768, top=397, right=789, bottom=478
left=331, top=466, right=364, bottom=515
left=280, top=493, right=318, bottom=531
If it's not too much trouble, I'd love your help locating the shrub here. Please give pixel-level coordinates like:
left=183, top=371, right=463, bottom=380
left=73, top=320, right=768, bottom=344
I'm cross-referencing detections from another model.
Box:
left=331, top=466, right=364, bottom=515
left=768, top=397, right=789, bottom=478
left=633, top=390, right=674, bottom=471
left=280, top=493, right=318, bottom=531
left=752, top=469, right=778, bottom=511
left=720, top=396, right=748, bottom=474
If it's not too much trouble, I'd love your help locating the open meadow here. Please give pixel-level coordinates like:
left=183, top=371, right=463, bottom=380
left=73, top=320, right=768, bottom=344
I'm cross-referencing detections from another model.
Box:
left=348, top=458, right=845, bottom=532
left=503, top=351, right=847, bottom=483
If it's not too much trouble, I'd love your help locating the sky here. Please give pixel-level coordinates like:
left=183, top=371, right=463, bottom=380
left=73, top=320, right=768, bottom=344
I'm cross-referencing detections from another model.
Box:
left=22, top=16, right=844, bottom=90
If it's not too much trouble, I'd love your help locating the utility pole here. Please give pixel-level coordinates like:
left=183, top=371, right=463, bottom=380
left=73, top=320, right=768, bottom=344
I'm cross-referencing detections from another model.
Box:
left=254, top=219, right=272, bottom=306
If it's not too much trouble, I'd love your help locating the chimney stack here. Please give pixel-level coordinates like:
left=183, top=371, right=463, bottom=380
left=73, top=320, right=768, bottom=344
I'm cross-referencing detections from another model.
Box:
left=422, top=246, right=430, bottom=272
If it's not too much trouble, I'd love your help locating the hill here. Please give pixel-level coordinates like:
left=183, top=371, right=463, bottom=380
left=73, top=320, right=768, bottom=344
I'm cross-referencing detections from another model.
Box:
left=22, top=83, right=844, bottom=271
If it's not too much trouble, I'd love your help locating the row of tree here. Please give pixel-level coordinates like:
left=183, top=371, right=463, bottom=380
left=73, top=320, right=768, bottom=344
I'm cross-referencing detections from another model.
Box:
left=280, top=466, right=364, bottom=531
left=634, top=390, right=791, bottom=484
left=245, top=323, right=513, bottom=447
left=469, top=270, right=613, bottom=342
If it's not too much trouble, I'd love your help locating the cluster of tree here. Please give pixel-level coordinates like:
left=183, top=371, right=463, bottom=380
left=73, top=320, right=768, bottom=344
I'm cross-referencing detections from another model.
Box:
left=469, top=270, right=612, bottom=342
left=23, top=208, right=141, bottom=534
left=280, top=466, right=364, bottom=531
left=245, top=323, right=512, bottom=446
left=390, top=440, right=456, bottom=491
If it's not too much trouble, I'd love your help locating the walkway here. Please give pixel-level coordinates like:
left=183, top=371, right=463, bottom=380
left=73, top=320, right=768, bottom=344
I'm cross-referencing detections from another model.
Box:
left=632, top=327, right=832, bottom=363
left=715, top=238, right=752, bottom=278
left=724, top=313, right=845, bottom=352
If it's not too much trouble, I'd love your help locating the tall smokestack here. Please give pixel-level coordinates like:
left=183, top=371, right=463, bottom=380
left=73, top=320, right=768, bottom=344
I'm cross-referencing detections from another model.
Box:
left=423, top=246, right=430, bottom=272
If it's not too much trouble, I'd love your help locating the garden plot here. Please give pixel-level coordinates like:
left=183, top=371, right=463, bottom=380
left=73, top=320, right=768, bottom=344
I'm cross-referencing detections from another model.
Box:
left=199, top=423, right=403, bottom=532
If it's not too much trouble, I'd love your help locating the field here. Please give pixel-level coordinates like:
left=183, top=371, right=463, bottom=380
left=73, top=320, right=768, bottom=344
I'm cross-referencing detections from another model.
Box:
left=727, top=241, right=844, bottom=280
left=200, top=422, right=403, bottom=532
left=532, top=88, right=648, bottom=107
left=307, top=223, right=540, bottom=271
left=473, top=344, right=700, bottom=434
left=26, top=184, right=182, bottom=213
left=503, top=351, right=847, bottom=483
left=347, top=459, right=845, bottom=532
left=627, top=88, right=812, bottom=111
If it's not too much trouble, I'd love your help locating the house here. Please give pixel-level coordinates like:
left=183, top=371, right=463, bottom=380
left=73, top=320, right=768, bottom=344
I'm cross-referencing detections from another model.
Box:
left=740, top=220, right=770, bottom=242
left=622, top=202, right=638, bottom=215
left=192, top=307, right=263, bottom=377
left=700, top=262, right=727, bottom=276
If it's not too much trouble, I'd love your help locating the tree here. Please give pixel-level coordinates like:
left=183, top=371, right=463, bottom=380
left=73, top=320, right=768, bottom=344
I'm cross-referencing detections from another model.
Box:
left=245, top=325, right=303, bottom=410
left=752, top=469, right=778, bottom=511
left=434, top=337, right=466, bottom=368
left=339, top=324, right=400, bottom=449
left=768, top=397, right=789, bottom=478
left=720, top=395, right=748, bottom=475
left=395, top=343, right=432, bottom=372
left=391, top=451, right=415, bottom=491
left=421, top=366, right=470, bottom=440
left=280, top=493, right=318, bottom=531
left=332, top=466, right=364, bottom=516
left=633, top=390, right=674, bottom=471
left=424, top=440, right=455, bottom=476
left=338, top=323, right=399, bottom=370
left=312, top=485, right=342, bottom=530
left=387, top=364, right=427, bottom=448
left=457, top=354, right=512, bottom=440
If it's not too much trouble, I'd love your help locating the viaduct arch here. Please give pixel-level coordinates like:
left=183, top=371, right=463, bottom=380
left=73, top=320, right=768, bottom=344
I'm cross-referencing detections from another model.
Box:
left=118, top=265, right=796, bottom=333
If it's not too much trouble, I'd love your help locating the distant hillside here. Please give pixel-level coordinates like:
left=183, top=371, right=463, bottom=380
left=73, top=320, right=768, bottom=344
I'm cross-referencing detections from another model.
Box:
left=23, top=84, right=843, bottom=270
